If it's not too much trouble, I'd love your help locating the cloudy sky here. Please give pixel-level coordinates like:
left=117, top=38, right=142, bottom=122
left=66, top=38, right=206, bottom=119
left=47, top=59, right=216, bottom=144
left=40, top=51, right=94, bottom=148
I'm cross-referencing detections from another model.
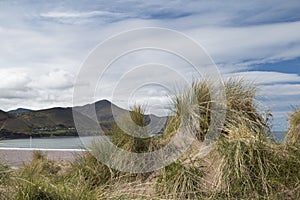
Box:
left=1, top=0, right=300, bottom=131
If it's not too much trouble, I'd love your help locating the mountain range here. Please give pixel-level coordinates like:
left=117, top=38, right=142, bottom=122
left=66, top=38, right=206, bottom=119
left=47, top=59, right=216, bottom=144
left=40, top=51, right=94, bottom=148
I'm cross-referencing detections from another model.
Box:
left=0, top=100, right=164, bottom=139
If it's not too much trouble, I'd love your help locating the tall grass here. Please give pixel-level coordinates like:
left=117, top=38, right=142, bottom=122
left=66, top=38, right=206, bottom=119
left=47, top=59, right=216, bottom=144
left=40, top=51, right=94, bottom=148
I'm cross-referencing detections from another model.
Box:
left=285, top=109, right=300, bottom=146
left=3, top=151, right=97, bottom=200
left=1, top=78, right=299, bottom=199
left=156, top=160, right=205, bottom=199
left=153, top=78, right=273, bottom=198
left=0, top=162, right=11, bottom=199
left=213, top=125, right=278, bottom=198
left=279, top=108, right=300, bottom=198
left=110, top=105, right=152, bottom=153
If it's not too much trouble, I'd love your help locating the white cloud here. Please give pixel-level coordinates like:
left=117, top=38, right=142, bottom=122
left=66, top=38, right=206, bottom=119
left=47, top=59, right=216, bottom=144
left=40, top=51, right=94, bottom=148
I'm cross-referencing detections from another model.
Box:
left=40, top=10, right=134, bottom=25
left=0, top=68, right=30, bottom=89
left=29, top=69, right=74, bottom=90
left=186, top=21, right=300, bottom=64
left=0, top=89, right=37, bottom=100
left=0, top=68, right=75, bottom=110
left=0, top=0, right=300, bottom=130
left=40, top=11, right=120, bottom=18
left=260, top=84, right=300, bottom=96
left=226, top=71, right=300, bottom=85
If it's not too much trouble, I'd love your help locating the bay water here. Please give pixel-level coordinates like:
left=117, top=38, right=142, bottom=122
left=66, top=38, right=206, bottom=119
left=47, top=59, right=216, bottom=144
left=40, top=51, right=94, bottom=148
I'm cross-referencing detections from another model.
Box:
left=0, top=136, right=94, bottom=150
left=0, top=131, right=287, bottom=150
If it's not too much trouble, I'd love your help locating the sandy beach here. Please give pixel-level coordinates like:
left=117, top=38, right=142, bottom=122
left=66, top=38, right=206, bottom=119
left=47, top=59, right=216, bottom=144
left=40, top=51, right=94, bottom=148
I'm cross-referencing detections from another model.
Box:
left=0, top=148, right=85, bottom=166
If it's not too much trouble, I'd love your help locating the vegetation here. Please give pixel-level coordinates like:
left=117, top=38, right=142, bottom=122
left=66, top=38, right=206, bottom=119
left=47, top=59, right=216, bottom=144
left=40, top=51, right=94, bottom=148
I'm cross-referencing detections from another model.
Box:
left=0, top=100, right=164, bottom=139
left=0, top=100, right=119, bottom=138
left=0, top=79, right=299, bottom=199
left=286, top=109, right=300, bottom=146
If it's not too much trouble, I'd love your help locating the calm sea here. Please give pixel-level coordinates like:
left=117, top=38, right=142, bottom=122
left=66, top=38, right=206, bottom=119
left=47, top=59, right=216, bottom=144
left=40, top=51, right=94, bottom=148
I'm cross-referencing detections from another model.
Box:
left=0, top=131, right=287, bottom=150
left=0, top=136, right=94, bottom=149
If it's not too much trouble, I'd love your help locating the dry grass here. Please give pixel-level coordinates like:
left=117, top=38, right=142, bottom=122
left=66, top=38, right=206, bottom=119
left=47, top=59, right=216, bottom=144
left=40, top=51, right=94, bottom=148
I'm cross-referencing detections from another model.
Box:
left=285, top=109, right=300, bottom=146
left=1, top=78, right=299, bottom=199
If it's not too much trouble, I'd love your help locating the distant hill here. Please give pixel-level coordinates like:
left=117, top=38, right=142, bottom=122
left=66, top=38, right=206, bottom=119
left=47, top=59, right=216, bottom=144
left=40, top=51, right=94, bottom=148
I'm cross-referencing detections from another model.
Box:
left=0, top=100, right=165, bottom=139
left=8, top=108, right=33, bottom=115
left=0, top=110, right=9, bottom=121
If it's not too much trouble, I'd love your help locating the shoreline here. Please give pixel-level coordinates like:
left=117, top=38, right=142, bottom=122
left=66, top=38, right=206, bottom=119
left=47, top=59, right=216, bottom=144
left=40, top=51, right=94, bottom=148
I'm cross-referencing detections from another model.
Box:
left=0, top=132, right=79, bottom=140
left=0, top=148, right=85, bottom=167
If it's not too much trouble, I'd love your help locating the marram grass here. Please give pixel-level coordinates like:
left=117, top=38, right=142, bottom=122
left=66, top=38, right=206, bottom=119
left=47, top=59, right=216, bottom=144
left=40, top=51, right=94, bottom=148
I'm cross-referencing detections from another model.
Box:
left=0, top=78, right=299, bottom=199
left=285, top=108, right=300, bottom=146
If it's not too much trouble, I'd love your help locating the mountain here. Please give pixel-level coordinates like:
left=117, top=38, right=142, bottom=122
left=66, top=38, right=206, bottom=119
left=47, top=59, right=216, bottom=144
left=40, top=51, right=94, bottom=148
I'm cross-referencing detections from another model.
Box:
left=0, top=110, right=9, bottom=130
left=8, top=108, right=33, bottom=115
left=0, top=100, right=165, bottom=139
left=0, top=110, right=9, bottom=121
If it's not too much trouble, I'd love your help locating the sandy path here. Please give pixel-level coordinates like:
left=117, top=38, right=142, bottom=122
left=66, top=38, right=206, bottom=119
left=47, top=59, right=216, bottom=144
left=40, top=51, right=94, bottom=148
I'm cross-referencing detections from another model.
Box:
left=0, top=148, right=85, bottom=166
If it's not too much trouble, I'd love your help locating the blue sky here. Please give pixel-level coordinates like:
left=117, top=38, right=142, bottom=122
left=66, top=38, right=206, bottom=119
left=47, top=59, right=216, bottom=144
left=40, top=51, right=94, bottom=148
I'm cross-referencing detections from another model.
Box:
left=0, top=0, right=300, bottom=130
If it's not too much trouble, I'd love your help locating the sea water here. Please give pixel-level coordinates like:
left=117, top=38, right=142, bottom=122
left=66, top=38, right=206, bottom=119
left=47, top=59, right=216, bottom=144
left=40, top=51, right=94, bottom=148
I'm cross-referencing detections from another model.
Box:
left=0, top=136, right=94, bottom=149
left=0, top=131, right=287, bottom=150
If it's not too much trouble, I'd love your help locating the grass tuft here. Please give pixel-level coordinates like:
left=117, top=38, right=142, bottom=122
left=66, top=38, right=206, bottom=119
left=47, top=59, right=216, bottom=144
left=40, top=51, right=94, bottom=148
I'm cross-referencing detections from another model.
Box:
left=1, top=78, right=299, bottom=199
left=285, top=109, right=300, bottom=146
left=156, top=160, right=205, bottom=199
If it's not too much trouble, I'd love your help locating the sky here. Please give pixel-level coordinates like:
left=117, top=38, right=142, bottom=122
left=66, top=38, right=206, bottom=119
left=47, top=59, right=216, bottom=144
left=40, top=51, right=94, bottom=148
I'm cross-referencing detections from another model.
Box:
left=0, top=0, right=300, bottom=131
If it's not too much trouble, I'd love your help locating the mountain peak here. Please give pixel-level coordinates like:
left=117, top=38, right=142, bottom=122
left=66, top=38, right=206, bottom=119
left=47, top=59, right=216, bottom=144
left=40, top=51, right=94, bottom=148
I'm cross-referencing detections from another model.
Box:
left=8, top=108, right=33, bottom=115
left=95, top=99, right=112, bottom=105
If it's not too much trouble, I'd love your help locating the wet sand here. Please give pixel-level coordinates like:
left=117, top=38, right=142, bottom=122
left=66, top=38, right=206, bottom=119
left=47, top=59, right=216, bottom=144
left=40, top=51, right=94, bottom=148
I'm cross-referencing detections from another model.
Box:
left=0, top=148, right=85, bottom=166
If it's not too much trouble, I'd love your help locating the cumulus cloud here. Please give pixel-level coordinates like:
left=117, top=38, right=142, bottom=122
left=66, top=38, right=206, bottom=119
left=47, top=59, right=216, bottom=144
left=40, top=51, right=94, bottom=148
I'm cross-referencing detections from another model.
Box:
left=0, top=68, right=30, bottom=89
left=0, top=68, right=75, bottom=110
left=29, top=69, right=74, bottom=90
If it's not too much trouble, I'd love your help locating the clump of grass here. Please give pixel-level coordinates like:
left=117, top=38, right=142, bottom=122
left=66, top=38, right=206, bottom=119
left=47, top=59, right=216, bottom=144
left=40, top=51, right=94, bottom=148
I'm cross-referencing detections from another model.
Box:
left=290, top=109, right=300, bottom=127
left=165, top=78, right=269, bottom=144
left=0, top=162, right=11, bottom=199
left=156, top=78, right=275, bottom=199
left=274, top=148, right=300, bottom=199
left=156, top=160, right=205, bottom=199
left=5, top=150, right=96, bottom=199
left=32, top=150, right=47, bottom=161
left=11, top=172, right=96, bottom=200
left=165, top=80, right=212, bottom=142
left=8, top=154, right=63, bottom=199
left=129, top=104, right=148, bottom=127
left=198, top=79, right=298, bottom=199
left=213, top=123, right=277, bottom=199
left=68, top=151, right=113, bottom=189
left=285, top=109, right=300, bottom=146
left=110, top=104, right=152, bottom=153
left=209, top=108, right=300, bottom=199
left=224, top=78, right=270, bottom=135
left=278, top=108, right=300, bottom=198
left=30, top=151, right=61, bottom=176
left=0, top=162, right=10, bottom=184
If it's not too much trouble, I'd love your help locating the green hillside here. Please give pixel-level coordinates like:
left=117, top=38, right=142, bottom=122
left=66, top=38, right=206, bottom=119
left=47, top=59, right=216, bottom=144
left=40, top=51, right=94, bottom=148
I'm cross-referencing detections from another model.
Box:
left=0, top=100, right=122, bottom=138
left=0, top=100, right=164, bottom=139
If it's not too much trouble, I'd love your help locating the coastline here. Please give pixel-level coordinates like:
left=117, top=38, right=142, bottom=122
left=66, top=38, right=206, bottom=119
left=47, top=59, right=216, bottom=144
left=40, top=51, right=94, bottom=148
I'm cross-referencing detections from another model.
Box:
left=0, top=148, right=85, bottom=167
left=0, top=131, right=78, bottom=140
